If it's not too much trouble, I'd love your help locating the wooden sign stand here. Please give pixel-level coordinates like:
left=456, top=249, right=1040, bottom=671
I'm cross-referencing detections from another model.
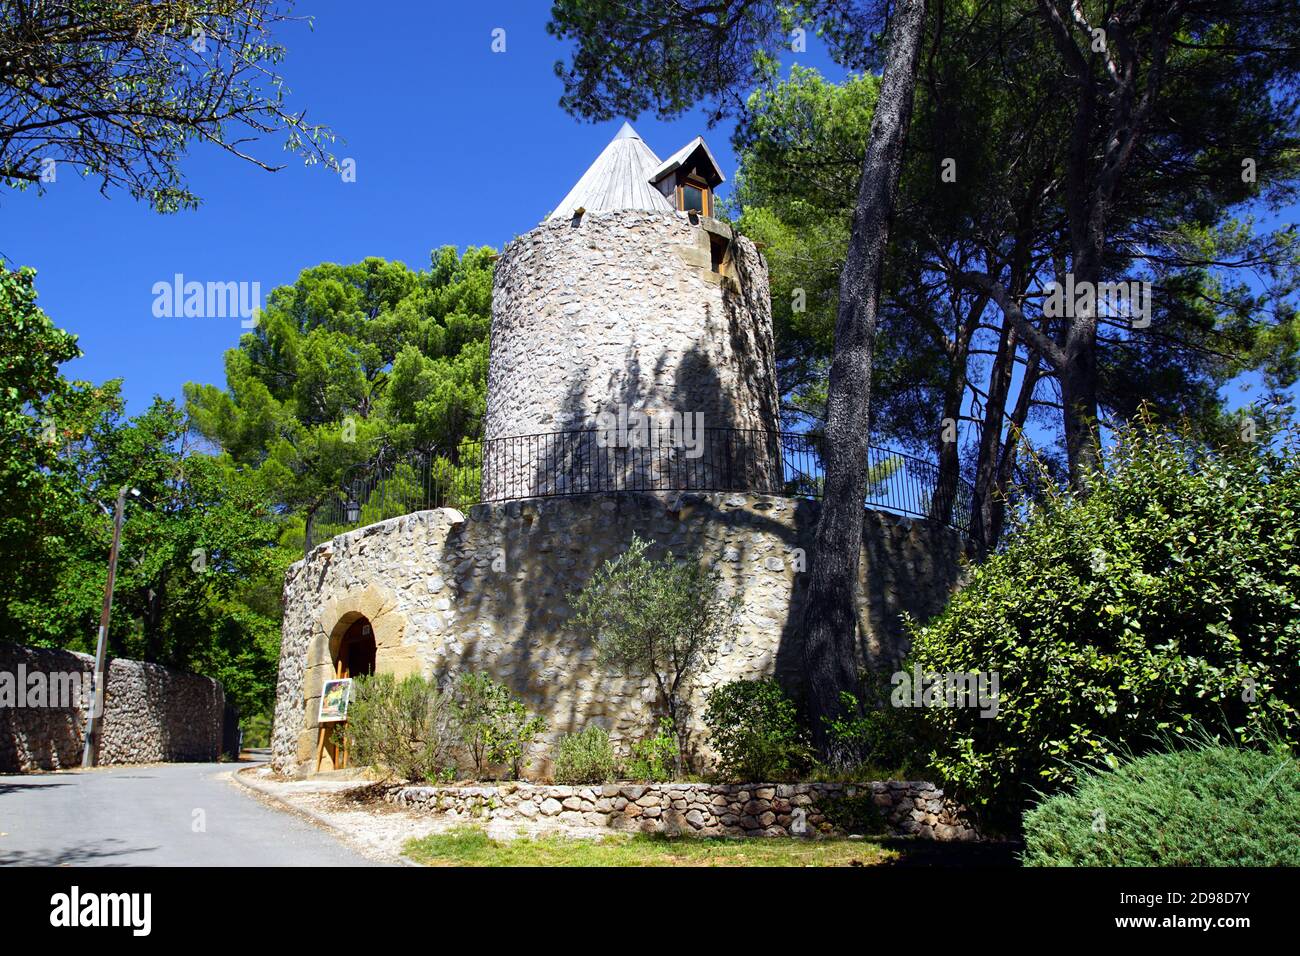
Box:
left=314, top=660, right=350, bottom=772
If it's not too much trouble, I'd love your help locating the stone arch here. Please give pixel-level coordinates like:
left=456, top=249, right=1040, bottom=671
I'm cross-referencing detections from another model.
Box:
left=315, top=582, right=420, bottom=679
left=296, top=582, right=423, bottom=772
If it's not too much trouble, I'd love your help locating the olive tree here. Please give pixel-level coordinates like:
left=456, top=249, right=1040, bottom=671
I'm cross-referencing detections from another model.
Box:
left=569, top=533, right=740, bottom=775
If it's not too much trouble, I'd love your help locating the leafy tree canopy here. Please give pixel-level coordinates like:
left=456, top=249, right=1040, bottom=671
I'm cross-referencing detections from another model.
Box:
left=0, top=264, right=284, bottom=716
left=184, top=248, right=493, bottom=552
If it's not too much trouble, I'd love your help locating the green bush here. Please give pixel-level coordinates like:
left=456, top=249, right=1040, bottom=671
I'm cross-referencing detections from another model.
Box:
left=1022, top=743, right=1300, bottom=866
left=552, top=725, right=618, bottom=784
left=821, top=670, right=928, bottom=779
left=485, top=697, right=547, bottom=781
left=570, top=533, right=741, bottom=775
left=624, top=718, right=676, bottom=783
left=909, top=421, right=1300, bottom=820
left=454, top=672, right=547, bottom=780
left=703, top=679, right=813, bottom=782
left=346, top=673, right=460, bottom=783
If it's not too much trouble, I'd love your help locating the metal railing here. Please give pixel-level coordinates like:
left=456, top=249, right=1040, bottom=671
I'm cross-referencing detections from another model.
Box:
left=314, top=427, right=972, bottom=538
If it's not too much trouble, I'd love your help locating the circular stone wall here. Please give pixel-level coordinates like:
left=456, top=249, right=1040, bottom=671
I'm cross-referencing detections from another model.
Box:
left=271, top=493, right=968, bottom=777
left=483, top=211, right=781, bottom=498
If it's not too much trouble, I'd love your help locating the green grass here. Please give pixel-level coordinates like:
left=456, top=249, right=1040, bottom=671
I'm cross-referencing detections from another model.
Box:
left=403, top=827, right=899, bottom=867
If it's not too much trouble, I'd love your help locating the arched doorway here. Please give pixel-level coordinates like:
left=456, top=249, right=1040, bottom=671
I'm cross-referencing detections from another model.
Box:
left=317, top=616, right=376, bottom=771
left=335, top=617, right=376, bottom=679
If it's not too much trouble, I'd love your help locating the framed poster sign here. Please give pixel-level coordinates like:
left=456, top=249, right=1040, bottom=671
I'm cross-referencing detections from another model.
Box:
left=318, top=678, right=354, bottom=723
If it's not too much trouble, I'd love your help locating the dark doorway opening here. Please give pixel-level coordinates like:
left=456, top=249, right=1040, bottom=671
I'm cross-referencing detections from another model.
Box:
left=336, top=617, right=376, bottom=679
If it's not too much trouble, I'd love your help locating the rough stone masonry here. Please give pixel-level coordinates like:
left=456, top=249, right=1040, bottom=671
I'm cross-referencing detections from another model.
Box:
left=387, top=780, right=980, bottom=841
left=0, top=643, right=226, bottom=772
left=272, top=492, right=966, bottom=776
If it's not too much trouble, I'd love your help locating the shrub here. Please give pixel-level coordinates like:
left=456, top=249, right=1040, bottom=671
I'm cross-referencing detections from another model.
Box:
left=346, top=673, right=460, bottom=783
left=909, top=420, right=1300, bottom=820
left=1022, top=743, right=1300, bottom=866
left=485, top=697, right=547, bottom=781
left=453, top=672, right=547, bottom=779
left=624, top=718, right=676, bottom=783
left=703, top=679, right=812, bottom=782
left=570, top=533, right=741, bottom=775
left=454, top=672, right=503, bottom=777
left=821, top=671, right=928, bottom=778
left=552, top=725, right=618, bottom=784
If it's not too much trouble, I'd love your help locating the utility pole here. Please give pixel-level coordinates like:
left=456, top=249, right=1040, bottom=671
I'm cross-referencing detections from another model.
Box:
left=81, top=485, right=137, bottom=768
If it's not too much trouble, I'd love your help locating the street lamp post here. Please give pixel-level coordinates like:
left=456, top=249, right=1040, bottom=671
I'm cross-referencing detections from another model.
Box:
left=81, top=485, right=138, bottom=768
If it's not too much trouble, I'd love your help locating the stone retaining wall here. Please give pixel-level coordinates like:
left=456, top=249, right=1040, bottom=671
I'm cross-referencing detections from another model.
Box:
left=272, top=493, right=968, bottom=776
left=386, top=780, right=980, bottom=841
left=0, top=643, right=227, bottom=772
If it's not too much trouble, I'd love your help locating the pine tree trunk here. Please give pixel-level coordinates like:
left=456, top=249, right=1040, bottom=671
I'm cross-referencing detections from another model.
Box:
left=800, top=0, right=928, bottom=749
left=971, top=320, right=1017, bottom=554
left=932, top=309, right=977, bottom=526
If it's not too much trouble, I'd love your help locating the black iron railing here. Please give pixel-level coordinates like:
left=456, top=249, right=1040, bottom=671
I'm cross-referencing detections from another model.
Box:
left=314, top=427, right=972, bottom=539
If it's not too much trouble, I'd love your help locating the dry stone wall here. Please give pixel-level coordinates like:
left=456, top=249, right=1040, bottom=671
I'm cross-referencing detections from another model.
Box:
left=272, top=492, right=967, bottom=776
left=387, top=780, right=980, bottom=841
left=0, top=643, right=226, bottom=772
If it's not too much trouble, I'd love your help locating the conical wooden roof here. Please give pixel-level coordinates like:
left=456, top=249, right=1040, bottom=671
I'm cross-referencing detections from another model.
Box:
left=545, top=122, right=676, bottom=221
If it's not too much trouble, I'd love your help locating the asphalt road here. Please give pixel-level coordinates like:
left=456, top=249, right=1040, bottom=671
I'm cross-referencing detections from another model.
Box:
left=0, top=761, right=377, bottom=866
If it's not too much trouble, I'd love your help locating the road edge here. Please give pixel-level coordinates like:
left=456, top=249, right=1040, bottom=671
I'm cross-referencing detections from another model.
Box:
left=228, top=765, right=413, bottom=867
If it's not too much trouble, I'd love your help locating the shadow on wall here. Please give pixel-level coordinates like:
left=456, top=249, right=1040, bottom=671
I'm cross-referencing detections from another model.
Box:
left=722, top=240, right=781, bottom=433
left=426, top=490, right=967, bottom=768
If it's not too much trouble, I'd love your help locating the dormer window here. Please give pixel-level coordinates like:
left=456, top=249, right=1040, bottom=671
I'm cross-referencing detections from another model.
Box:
left=650, top=136, right=724, bottom=220
left=678, top=178, right=710, bottom=216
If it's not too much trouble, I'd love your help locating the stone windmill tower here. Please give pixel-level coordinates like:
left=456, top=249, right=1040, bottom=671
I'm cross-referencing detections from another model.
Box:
left=483, top=122, right=782, bottom=498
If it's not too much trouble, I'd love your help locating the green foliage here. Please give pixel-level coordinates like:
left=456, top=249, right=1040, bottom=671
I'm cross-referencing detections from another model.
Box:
left=485, top=701, right=547, bottom=782
left=453, top=672, right=546, bottom=780
left=454, top=672, right=504, bottom=778
left=0, top=264, right=92, bottom=621
left=347, top=673, right=460, bottom=783
left=703, top=679, right=813, bottom=783
left=570, top=533, right=740, bottom=773
left=822, top=682, right=926, bottom=780
left=547, top=0, right=792, bottom=122
left=909, top=419, right=1300, bottom=819
left=728, top=7, right=1300, bottom=506
left=184, top=250, right=493, bottom=555
left=729, top=67, right=874, bottom=429
left=1022, top=743, right=1300, bottom=867
left=0, top=263, right=285, bottom=719
left=551, top=725, right=618, bottom=785
left=241, top=711, right=273, bottom=750
left=624, top=719, right=676, bottom=783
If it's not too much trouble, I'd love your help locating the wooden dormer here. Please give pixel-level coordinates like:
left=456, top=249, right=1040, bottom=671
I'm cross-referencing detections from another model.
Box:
left=650, top=137, right=725, bottom=218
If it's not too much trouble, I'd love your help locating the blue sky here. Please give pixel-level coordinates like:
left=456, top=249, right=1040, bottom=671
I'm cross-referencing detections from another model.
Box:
left=4, top=1, right=1292, bottom=433
left=3, top=1, right=842, bottom=415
